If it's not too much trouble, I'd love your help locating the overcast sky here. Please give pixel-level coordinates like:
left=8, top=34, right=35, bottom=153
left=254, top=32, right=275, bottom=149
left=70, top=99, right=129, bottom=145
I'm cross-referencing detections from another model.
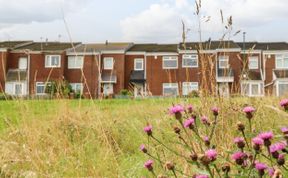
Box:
left=0, top=0, right=287, bottom=43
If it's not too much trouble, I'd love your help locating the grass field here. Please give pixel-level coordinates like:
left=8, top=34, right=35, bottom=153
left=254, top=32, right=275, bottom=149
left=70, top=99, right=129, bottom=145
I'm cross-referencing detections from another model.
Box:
left=0, top=97, right=287, bottom=177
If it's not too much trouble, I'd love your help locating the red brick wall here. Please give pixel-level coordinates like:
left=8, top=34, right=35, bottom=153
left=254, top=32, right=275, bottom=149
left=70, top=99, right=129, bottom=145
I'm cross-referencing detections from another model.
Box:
left=264, top=54, right=275, bottom=95
left=0, top=51, right=7, bottom=92
left=124, top=55, right=145, bottom=91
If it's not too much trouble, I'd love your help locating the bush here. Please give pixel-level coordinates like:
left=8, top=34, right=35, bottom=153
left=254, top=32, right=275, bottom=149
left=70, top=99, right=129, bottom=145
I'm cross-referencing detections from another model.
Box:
left=188, top=90, right=200, bottom=98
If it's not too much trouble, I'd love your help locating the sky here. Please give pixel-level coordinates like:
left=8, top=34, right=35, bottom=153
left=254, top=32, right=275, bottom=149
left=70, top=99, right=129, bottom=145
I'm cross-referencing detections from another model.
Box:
left=0, top=0, right=287, bottom=43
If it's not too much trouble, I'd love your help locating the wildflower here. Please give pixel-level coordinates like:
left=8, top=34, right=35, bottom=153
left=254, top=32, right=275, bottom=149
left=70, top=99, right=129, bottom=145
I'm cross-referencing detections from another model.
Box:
left=237, top=122, right=245, bottom=131
left=190, top=153, right=198, bottom=161
left=203, top=136, right=210, bottom=146
left=201, top=116, right=210, bottom=126
left=270, top=142, right=287, bottom=158
left=221, top=163, right=231, bottom=173
left=252, top=137, right=264, bottom=151
left=173, top=126, right=181, bottom=134
left=144, top=160, right=154, bottom=171
left=183, top=118, right=195, bottom=129
left=165, top=161, right=175, bottom=170
left=231, top=151, right=247, bottom=165
left=187, top=104, right=193, bottom=113
left=140, top=144, right=147, bottom=153
left=194, top=175, right=209, bottom=178
left=277, top=154, right=285, bottom=165
left=255, top=162, right=268, bottom=176
left=243, top=106, right=256, bottom=119
left=280, top=99, right=288, bottom=110
left=211, top=107, right=219, bottom=116
left=205, top=149, right=217, bottom=162
left=268, top=168, right=275, bottom=177
left=234, top=137, right=245, bottom=149
left=144, top=125, right=152, bottom=136
left=281, top=127, right=288, bottom=134
left=258, top=131, right=274, bottom=146
left=169, top=105, right=184, bottom=120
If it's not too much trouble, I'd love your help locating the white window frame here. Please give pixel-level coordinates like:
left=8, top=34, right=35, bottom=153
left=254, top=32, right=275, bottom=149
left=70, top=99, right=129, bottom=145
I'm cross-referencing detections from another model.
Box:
left=241, top=81, right=264, bottom=97
left=276, top=54, right=288, bottom=69
left=182, top=54, right=198, bottom=68
left=68, top=56, right=84, bottom=69
left=276, top=81, right=288, bottom=97
left=19, top=57, right=28, bottom=70
left=182, top=82, right=198, bottom=95
left=45, top=55, right=61, bottom=68
left=36, top=82, right=51, bottom=95
left=163, top=56, right=178, bottom=69
left=248, top=56, right=259, bottom=69
left=218, top=56, right=229, bottom=69
left=14, top=83, right=24, bottom=95
left=70, top=83, right=83, bottom=93
left=163, top=83, right=179, bottom=96
left=134, top=58, right=144, bottom=71
left=103, top=57, right=114, bottom=70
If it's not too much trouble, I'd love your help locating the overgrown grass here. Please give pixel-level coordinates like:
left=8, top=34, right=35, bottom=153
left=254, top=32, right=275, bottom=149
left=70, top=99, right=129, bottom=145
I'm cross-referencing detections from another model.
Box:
left=0, top=97, right=287, bottom=177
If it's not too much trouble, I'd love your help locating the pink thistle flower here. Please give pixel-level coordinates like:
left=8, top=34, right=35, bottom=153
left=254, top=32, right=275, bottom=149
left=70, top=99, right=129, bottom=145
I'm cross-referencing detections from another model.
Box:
left=234, top=137, right=244, bottom=143
left=144, top=125, right=152, bottom=136
left=205, top=149, right=217, bottom=161
left=258, top=131, right=273, bottom=140
left=269, top=142, right=287, bottom=153
left=243, top=106, right=256, bottom=113
left=140, top=144, right=147, bottom=153
left=169, top=105, right=184, bottom=114
left=187, top=104, right=193, bottom=113
left=252, top=137, right=264, bottom=145
left=201, top=116, right=210, bottom=125
left=268, top=168, right=275, bottom=177
left=144, top=160, right=153, bottom=171
left=231, top=151, right=246, bottom=161
left=195, top=175, right=209, bottom=178
left=255, top=162, right=268, bottom=171
left=281, top=127, right=288, bottom=134
left=203, top=136, right=209, bottom=142
left=280, top=99, right=288, bottom=107
left=183, top=118, right=195, bottom=129
left=211, top=107, right=219, bottom=116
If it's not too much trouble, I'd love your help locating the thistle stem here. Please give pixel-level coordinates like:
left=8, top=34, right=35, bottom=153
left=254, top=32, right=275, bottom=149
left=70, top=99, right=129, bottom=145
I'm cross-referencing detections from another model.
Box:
left=209, top=115, right=217, bottom=141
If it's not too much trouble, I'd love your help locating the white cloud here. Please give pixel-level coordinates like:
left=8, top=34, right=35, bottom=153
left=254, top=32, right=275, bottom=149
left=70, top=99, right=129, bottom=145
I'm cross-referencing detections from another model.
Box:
left=120, top=0, right=288, bottom=42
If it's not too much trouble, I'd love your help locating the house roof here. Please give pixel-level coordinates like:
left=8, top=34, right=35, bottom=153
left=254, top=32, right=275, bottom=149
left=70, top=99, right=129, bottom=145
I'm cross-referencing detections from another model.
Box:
left=128, top=44, right=178, bottom=52
left=0, top=41, right=32, bottom=49
left=14, top=42, right=80, bottom=52
left=274, top=70, right=288, bottom=78
left=68, top=43, right=133, bottom=53
left=6, top=70, right=27, bottom=81
left=236, top=42, right=288, bottom=51
left=179, top=41, right=240, bottom=50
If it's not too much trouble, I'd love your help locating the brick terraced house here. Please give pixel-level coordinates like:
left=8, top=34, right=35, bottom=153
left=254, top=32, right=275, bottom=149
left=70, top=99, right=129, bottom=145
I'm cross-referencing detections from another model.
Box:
left=0, top=40, right=287, bottom=98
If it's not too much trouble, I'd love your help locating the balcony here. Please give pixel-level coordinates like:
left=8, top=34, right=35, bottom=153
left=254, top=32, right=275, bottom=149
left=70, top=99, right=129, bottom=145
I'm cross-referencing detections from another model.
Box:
left=216, top=68, right=234, bottom=82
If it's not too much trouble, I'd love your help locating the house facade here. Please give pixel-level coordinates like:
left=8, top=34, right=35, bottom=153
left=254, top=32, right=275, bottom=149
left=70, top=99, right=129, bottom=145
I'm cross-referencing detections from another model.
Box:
left=0, top=40, right=287, bottom=98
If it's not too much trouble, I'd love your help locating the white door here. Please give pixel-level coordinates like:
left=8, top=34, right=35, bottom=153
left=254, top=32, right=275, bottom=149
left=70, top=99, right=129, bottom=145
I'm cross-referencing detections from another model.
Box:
left=218, top=83, right=229, bottom=97
left=134, top=84, right=144, bottom=97
left=19, top=57, right=27, bottom=70
left=103, top=84, right=113, bottom=95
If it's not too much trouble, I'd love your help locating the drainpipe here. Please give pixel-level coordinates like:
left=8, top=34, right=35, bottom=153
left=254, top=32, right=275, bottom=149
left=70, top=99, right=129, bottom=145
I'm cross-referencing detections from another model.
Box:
left=144, top=52, right=147, bottom=96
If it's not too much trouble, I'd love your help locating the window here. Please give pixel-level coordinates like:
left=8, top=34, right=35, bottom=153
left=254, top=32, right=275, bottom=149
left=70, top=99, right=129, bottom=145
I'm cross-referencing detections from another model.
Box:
left=36, top=82, right=51, bottom=95
left=249, top=56, right=259, bottom=69
left=218, top=56, right=229, bottom=69
left=278, top=81, right=288, bottom=96
left=103, top=83, right=114, bottom=95
left=276, top=54, right=288, bottom=69
left=163, top=56, right=178, bottom=69
left=19, top=57, right=27, bottom=70
left=104, top=57, right=114, bottom=70
left=15, top=83, right=23, bottom=95
left=241, top=82, right=264, bottom=97
left=163, top=83, right=178, bottom=96
left=134, top=58, right=144, bottom=70
left=182, top=82, right=198, bottom=95
left=70, top=83, right=83, bottom=93
left=45, top=55, right=61, bottom=68
left=182, top=54, right=198, bottom=68
left=68, top=56, right=84, bottom=69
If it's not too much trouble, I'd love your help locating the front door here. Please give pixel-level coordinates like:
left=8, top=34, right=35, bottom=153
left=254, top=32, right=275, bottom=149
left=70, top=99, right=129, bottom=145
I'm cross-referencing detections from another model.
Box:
left=103, top=83, right=113, bottom=96
left=218, top=83, right=229, bottom=97
left=19, top=57, right=27, bottom=70
left=134, top=84, right=144, bottom=97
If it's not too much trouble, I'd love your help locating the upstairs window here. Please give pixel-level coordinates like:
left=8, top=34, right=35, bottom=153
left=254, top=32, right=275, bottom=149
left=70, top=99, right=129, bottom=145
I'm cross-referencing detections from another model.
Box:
left=276, top=54, right=288, bottom=69
left=163, top=56, right=178, bottom=69
left=45, top=55, right=61, bottom=68
left=134, top=58, right=144, bottom=70
left=104, top=57, right=114, bottom=70
left=68, top=56, right=84, bottom=69
left=249, top=56, right=259, bottom=69
left=218, top=56, right=229, bottom=69
left=182, top=54, right=198, bottom=68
